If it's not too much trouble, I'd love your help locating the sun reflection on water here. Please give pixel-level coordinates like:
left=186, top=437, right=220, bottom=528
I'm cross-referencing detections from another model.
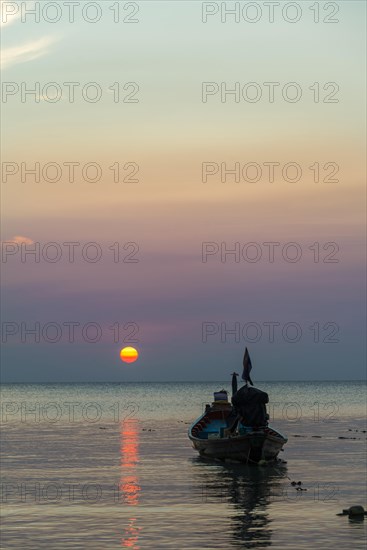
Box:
left=120, top=419, right=141, bottom=548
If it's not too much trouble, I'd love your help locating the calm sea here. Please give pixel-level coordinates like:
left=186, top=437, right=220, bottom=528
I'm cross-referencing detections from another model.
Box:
left=1, top=381, right=366, bottom=549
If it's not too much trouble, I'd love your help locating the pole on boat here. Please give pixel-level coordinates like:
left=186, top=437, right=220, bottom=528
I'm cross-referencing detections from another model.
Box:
left=231, top=372, right=239, bottom=396
left=229, top=372, right=240, bottom=434
left=229, top=349, right=253, bottom=433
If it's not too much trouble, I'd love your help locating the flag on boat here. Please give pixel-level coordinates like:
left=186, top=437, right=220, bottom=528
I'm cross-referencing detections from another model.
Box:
left=242, top=348, right=254, bottom=385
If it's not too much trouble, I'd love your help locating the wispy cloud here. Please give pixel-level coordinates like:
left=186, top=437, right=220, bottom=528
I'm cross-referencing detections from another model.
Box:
left=1, top=36, right=56, bottom=69
left=8, top=235, right=35, bottom=245
left=0, top=1, right=41, bottom=28
left=0, top=0, right=21, bottom=28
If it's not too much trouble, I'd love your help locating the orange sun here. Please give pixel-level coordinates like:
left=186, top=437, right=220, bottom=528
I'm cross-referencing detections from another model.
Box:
left=120, top=347, right=139, bottom=363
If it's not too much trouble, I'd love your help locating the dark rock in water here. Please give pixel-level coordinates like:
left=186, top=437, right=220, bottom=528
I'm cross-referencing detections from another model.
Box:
left=312, top=435, right=322, bottom=438
left=291, top=481, right=304, bottom=489
left=338, top=436, right=347, bottom=439
left=337, top=506, right=367, bottom=518
left=346, top=506, right=365, bottom=516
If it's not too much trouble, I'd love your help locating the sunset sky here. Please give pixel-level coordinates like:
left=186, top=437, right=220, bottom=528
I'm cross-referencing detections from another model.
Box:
left=1, top=1, right=365, bottom=382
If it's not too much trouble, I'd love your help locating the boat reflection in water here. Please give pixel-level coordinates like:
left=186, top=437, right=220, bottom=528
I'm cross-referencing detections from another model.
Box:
left=119, top=418, right=141, bottom=549
left=193, top=458, right=286, bottom=548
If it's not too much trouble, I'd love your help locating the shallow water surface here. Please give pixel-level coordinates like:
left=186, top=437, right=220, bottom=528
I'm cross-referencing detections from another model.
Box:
left=1, top=382, right=366, bottom=548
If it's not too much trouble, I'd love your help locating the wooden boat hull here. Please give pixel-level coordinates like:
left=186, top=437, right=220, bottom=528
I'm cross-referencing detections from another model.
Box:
left=190, top=429, right=285, bottom=463
left=188, top=405, right=287, bottom=464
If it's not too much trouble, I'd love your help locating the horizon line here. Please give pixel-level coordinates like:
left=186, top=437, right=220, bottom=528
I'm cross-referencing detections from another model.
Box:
left=1, top=379, right=365, bottom=385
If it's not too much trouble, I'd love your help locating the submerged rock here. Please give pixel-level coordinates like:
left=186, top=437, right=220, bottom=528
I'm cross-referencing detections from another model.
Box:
left=337, top=506, right=367, bottom=518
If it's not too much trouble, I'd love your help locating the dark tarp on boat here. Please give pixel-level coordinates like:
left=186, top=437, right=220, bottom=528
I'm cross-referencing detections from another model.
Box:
left=231, top=386, right=269, bottom=427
